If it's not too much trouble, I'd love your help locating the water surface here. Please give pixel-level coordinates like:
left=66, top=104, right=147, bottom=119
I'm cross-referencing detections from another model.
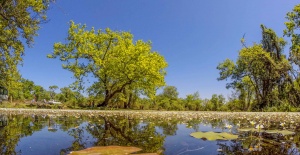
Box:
left=0, top=109, right=299, bottom=155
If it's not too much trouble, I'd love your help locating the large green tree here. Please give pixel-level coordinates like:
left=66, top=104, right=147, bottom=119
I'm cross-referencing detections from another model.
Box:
left=284, top=4, right=300, bottom=106
left=0, top=0, right=50, bottom=101
left=48, top=21, right=167, bottom=107
left=284, top=4, right=300, bottom=67
left=217, top=25, right=291, bottom=109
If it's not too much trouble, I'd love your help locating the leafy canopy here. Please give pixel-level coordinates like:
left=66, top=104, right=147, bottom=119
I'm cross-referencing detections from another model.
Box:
left=0, top=0, right=50, bottom=100
left=217, top=25, right=292, bottom=109
left=284, top=4, right=300, bottom=66
left=48, top=21, right=167, bottom=106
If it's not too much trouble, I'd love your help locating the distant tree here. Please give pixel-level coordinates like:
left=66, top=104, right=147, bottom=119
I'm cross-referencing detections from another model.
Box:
left=49, top=85, right=58, bottom=100
left=202, top=99, right=213, bottom=111
left=210, top=94, right=225, bottom=111
left=155, top=86, right=180, bottom=110
left=58, top=87, right=74, bottom=102
left=55, top=86, right=87, bottom=108
left=226, top=99, right=242, bottom=111
left=73, top=91, right=86, bottom=107
left=133, top=98, right=152, bottom=110
left=20, top=78, right=35, bottom=99
left=161, top=86, right=179, bottom=100
left=48, top=21, right=167, bottom=107
left=18, top=78, right=49, bottom=101
left=184, top=92, right=202, bottom=110
left=33, top=85, right=45, bottom=101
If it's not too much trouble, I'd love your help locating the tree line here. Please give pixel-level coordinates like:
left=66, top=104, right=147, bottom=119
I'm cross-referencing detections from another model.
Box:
left=1, top=1, right=300, bottom=111
left=11, top=80, right=229, bottom=111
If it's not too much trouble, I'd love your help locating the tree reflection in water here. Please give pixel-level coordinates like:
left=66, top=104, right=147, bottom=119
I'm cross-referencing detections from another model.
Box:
left=0, top=114, right=299, bottom=155
left=0, top=114, right=47, bottom=155
left=85, top=115, right=165, bottom=153
left=217, top=139, right=299, bottom=155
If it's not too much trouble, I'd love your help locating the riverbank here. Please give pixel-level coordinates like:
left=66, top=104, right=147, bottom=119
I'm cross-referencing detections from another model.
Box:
left=0, top=108, right=299, bottom=123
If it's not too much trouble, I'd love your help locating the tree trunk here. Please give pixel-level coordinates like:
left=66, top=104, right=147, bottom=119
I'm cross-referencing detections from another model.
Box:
left=97, top=88, right=111, bottom=107
left=128, top=93, right=132, bottom=108
left=123, top=89, right=128, bottom=109
left=97, top=96, right=110, bottom=107
left=97, top=81, right=133, bottom=107
left=124, top=102, right=127, bottom=109
left=124, top=93, right=133, bottom=109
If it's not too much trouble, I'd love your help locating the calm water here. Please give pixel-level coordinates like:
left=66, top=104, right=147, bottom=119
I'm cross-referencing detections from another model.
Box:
left=0, top=110, right=299, bottom=155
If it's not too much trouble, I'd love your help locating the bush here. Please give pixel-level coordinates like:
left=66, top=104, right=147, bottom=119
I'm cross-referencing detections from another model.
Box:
left=264, top=106, right=278, bottom=112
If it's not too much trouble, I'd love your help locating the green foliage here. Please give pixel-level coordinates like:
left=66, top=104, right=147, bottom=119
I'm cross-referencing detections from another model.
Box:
left=58, top=88, right=86, bottom=109
left=184, top=92, right=202, bottom=110
left=217, top=25, right=293, bottom=110
left=216, top=7, right=300, bottom=111
left=58, top=87, right=75, bottom=102
left=238, top=128, right=295, bottom=136
left=49, top=21, right=167, bottom=107
left=202, top=99, right=213, bottom=111
left=49, top=85, right=58, bottom=99
left=0, top=0, right=50, bottom=102
left=20, top=78, right=35, bottom=99
left=226, top=97, right=244, bottom=111
left=160, top=86, right=179, bottom=100
left=283, top=4, right=300, bottom=106
left=7, top=78, right=50, bottom=102
left=155, top=86, right=182, bottom=110
left=210, top=94, right=225, bottom=111
left=284, top=4, right=300, bottom=66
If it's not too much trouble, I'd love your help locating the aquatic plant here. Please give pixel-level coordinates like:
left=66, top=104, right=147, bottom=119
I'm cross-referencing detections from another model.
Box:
left=190, top=131, right=238, bottom=141
left=68, top=146, right=159, bottom=155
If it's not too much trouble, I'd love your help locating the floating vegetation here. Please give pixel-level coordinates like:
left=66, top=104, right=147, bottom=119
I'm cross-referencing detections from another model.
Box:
left=0, top=108, right=300, bottom=125
left=68, top=146, right=159, bottom=155
left=0, top=108, right=299, bottom=154
left=190, top=131, right=238, bottom=141
left=264, top=130, right=295, bottom=136
left=238, top=129, right=295, bottom=136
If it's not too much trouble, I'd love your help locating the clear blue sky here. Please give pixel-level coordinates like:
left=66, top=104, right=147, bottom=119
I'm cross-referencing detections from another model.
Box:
left=20, top=0, right=299, bottom=99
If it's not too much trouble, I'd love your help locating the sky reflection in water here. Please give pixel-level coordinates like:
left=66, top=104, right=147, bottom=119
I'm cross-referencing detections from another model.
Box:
left=0, top=112, right=299, bottom=155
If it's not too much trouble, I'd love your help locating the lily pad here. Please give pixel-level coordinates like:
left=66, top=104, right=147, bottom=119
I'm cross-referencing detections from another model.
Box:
left=190, top=131, right=238, bottom=141
left=265, top=130, right=295, bottom=136
left=69, top=146, right=144, bottom=155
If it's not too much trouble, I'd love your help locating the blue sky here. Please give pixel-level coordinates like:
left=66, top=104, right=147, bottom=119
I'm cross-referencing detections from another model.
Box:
left=20, top=0, right=299, bottom=99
